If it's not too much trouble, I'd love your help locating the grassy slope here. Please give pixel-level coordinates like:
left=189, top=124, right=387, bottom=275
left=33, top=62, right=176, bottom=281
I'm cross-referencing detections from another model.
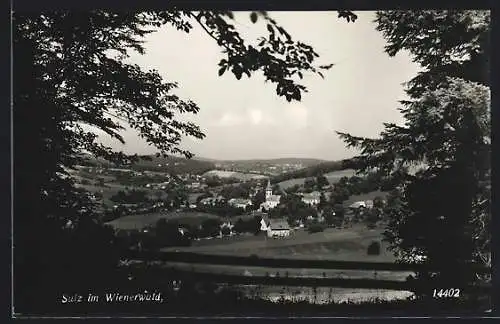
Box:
left=105, top=211, right=220, bottom=230
left=277, top=169, right=356, bottom=189
left=77, top=182, right=168, bottom=207
left=159, top=224, right=405, bottom=281
left=163, top=224, right=394, bottom=262
left=271, top=160, right=350, bottom=184
left=203, top=170, right=269, bottom=180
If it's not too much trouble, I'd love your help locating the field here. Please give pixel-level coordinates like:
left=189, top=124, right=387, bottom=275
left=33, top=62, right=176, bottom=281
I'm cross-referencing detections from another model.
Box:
left=277, top=169, right=356, bottom=189
left=76, top=183, right=126, bottom=206
left=105, top=211, right=220, bottom=230
left=203, top=170, right=269, bottom=181
left=76, top=182, right=168, bottom=207
left=158, top=224, right=413, bottom=302
left=324, top=169, right=357, bottom=182
left=163, top=224, right=394, bottom=262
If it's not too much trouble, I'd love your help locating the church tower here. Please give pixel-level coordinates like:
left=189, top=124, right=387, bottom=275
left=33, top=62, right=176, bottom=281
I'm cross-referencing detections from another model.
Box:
left=266, top=180, right=272, bottom=200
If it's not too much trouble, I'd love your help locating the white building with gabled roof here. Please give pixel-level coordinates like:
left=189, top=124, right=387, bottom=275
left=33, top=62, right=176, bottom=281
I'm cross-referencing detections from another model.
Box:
left=301, top=191, right=321, bottom=206
left=261, top=218, right=291, bottom=238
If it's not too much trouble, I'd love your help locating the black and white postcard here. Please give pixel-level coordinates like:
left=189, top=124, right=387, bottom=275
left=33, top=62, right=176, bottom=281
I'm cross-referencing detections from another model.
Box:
left=11, top=4, right=493, bottom=318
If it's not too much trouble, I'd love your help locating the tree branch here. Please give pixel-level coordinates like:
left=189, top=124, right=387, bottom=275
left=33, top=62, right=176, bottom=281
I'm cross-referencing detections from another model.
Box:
left=189, top=12, right=232, bottom=52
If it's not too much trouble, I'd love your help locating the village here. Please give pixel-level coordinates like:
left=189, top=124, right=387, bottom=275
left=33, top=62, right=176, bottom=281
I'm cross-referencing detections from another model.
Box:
left=70, top=161, right=387, bottom=248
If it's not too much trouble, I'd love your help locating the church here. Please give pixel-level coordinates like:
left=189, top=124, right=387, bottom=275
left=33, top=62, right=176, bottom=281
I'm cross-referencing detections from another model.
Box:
left=260, top=180, right=281, bottom=210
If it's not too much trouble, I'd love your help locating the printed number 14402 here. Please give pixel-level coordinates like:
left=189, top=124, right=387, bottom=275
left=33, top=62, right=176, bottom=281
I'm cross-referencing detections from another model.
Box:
left=433, top=288, right=460, bottom=298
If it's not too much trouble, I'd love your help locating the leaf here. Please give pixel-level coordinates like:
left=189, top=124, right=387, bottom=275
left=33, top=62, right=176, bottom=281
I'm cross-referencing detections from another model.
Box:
left=267, top=24, right=273, bottom=33
left=318, top=72, right=324, bottom=79
left=250, top=12, right=258, bottom=24
left=319, top=63, right=335, bottom=70
left=218, top=66, right=226, bottom=76
left=233, top=67, right=242, bottom=80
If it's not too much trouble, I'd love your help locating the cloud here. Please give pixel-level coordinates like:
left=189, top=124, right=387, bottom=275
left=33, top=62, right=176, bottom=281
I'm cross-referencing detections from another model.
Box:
left=248, top=109, right=263, bottom=125
left=214, top=112, right=244, bottom=127
left=112, top=11, right=421, bottom=160
left=247, top=108, right=276, bottom=126
left=285, top=103, right=309, bottom=129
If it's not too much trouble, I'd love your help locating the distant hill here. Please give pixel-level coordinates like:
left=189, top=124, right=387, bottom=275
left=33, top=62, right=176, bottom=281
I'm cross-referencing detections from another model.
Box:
left=76, top=153, right=215, bottom=175
left=219, top=158, right=326, bottom=167
left=76, top=153, right=351, bottom=177
left=271, top=159, right=352, bottom=184
left=129, top=155, right=216, bottom=174
left=192, top=156, right=220, bottom=163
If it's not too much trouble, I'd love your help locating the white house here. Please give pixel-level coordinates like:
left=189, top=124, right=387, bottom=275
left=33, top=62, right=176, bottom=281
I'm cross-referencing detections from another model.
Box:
left=349, top=200, right=374, bottom=209
left=229, top=198, right=252, bottom=209
left=260, top=217, right=291, bottom=238
left=267, top=219, right=291, bottom=238
left=301, top=191, right=321, bottom=206
left=188, top=182, right=201, bottom=189
left=260, top=180, right=281, bottom=210
left=260, top=217, right=268, bottom=231
left=200, top=197, right=214, bottom=205
left=200, top=196, right=226, bottom=206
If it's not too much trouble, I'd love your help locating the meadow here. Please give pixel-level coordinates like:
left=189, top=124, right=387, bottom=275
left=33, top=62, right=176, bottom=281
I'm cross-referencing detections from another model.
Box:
left=203, top=170, right=269, bottom=181
left=163, top=224, right=395, bottom=262
left=77, top=182, right=169, bottom=208
left=157, top=224, right=412, bottom=303
left=105, top=211, right=220, bottom=230
left=277, top=169, right=356, bottom=189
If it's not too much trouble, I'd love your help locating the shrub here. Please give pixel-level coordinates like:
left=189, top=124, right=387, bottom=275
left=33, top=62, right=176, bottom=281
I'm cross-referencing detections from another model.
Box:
left=367, top=241, right=381, bottom=255
left=308, top=223, right=326, bottom=233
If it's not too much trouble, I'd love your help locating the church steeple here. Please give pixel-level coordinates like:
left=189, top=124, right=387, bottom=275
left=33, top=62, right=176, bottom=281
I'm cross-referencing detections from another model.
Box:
left=266, top=180, right=272, bottom=199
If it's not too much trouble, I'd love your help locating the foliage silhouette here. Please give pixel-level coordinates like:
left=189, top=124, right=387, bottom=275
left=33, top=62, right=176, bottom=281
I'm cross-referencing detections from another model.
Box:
left=367, top=241, right=381, bottom=256
left=337, top=10, right=491, bottom=296
left=13, top=10, right=357, bottom=314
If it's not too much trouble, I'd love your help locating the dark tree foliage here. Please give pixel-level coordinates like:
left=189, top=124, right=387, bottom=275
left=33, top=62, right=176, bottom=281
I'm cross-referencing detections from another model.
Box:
left=153, top=219, right=191, bottom=247
left=316, top=175, right=329, bottom=188
left=337, top=10, right=490, bottom=294
left=220, top=184, right=250, bottom=199
left=110, top=189, right=149, bottom=204
left=205, top=175, right=223, bottom=187
left=251, top=189, right=266, bottom=210
left=367, top=241, right=381, bottom=256
left=308, top=223, right=326, bottom=234
left=200, top=218, right=223, bottom=238
left=196, top=202, right=246, bottom=218
left=376, top=10, right=490, bottom=95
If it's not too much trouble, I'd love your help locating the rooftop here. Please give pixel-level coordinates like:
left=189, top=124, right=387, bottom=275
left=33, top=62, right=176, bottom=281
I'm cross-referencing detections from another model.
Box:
left=266, top=194, right=281, bottom=202
left=269, top=219, right=290, bottom=230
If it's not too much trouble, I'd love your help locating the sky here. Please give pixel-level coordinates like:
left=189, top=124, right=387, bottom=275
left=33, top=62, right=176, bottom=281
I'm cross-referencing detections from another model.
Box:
left=96, top=11, right=422, bottom=161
